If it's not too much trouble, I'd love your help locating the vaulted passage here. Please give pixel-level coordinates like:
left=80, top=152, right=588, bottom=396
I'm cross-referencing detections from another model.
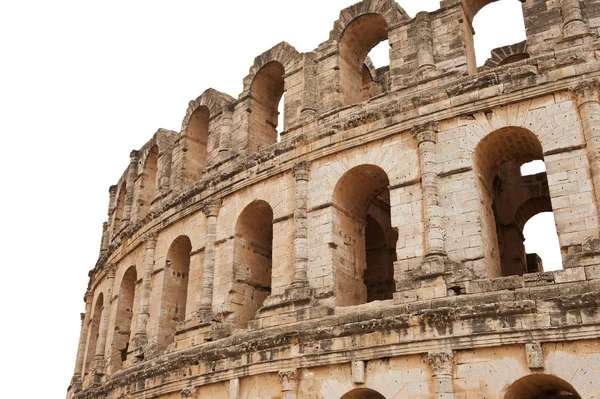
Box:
left=231, top=200, right=273, bottom=328
left=186, top=105, right=209, bottom=181
left=474, top=127, right=561, bottom=277
left=158, top=235, right=191, bottom=349
left=110, top=266, right=137, bottom=372
left=340, top=388, right=386, bottom=399
left=339, top=14, right=389, bottom=106
left=332, top=165, right=397, bottom=306
left=248, top=61, right=285, bottom=152
left=505, top=374, right=581, bottom=399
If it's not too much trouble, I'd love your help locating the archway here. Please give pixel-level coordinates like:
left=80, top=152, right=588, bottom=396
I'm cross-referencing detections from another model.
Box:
left=158, top=235, right=191, bottom=349
left=474, top=127, right=560, bottom=277
left=332, top=165, right=397, bottom=306
left=248, top=61, right=285, bottom=152
left=340, top=388, right=386, bottom=399
left=504, top=374, right=581, bottom=399
left=110, top=266, right=137, bottom=372
left=231, top=200, right=274, bottom=328
left=339, top=14, right=389, bottom=106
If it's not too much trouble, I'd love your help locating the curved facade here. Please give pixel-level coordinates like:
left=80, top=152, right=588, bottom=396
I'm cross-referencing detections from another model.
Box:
left=68, top=1, right=600, bottom=398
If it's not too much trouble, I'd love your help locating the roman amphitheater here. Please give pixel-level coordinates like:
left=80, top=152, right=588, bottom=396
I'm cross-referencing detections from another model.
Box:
left=67, top=1, right=600, bottom=398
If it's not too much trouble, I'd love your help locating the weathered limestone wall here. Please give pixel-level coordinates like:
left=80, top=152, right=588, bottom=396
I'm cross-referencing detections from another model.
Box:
left=67, top=1, right=600, bottom=399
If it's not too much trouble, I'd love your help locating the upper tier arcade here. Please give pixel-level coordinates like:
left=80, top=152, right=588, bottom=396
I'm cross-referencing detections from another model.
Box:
left=69, top=1, right=600, bottom=399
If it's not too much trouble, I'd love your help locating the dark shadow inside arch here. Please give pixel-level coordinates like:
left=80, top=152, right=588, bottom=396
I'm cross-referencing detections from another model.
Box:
left=504, top=374, right=581, bottom=399
left=340, top=388, right=386, bottom=399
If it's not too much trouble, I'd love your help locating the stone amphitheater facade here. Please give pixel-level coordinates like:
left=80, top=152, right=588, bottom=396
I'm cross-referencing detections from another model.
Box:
left=67, top=1, right=600, bottom=398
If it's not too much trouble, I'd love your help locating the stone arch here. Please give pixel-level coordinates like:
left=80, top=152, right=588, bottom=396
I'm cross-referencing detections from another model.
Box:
left=158, top=235, right=192, bottom=349
left=462, top=0, right=523, bottom=27
left=481, top=40, right=530, bottom=70
left=474, top=127, right=558, bottom=277
left=84, top=292, right=104, bottom=374
left=332, top=164, right=396, bottom=306
left=180, top=88, right=234, bottom=135
left=241, top=42, right=301, bottom=96
left=340, top=388, right=386, bottom=399
left=504, top=374, right=581, bottom=399
left=230, top=200, right=274, bottom=328
left=109, top=266, right=137, bottom=372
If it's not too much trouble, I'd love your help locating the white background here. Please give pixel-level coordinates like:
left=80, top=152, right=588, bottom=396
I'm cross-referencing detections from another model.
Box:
left=0, top=1, right=557, bottom=397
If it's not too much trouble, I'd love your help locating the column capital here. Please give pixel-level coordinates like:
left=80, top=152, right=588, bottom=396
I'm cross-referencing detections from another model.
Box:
left=412, top=121, right=438, bottom=144
left=143, top=232, right=158, bottom=248
left=428, top=350, right=454, bottom=375
left=292, top=161, right=311, bottom=181
left=201, top=198, right=222, bottom=218
left=279, top=368, right=300, bottom=391
left=573, top=80, right=600, bottom=105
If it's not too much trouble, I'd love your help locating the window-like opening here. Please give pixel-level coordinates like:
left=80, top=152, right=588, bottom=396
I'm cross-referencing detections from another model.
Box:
left=277, top=92, right=286, bottom=142
left=521, top=160, right=546, bottom=176
left=249, top=61, right=285, bottom=152
left=340, top=388, right=386, bottom=399
left=84, top=294, right=104, bottom=374
left=114, top=182, right=126, bottom=229
left=110, top=266, right=137, bottom=372
left=187, top=105, right=209, bottom=181
left=140, top=145, right=159, bottom=215
left=158, top=235, right=191, bottom=349
left=474, top=127, right=561, bottom=277
left=470, top=1, right=527, bottom=68
left=504, top=374, right=581, bottom=399
left=523, top=212, right=562, bottom=272
left=332, top=165, right=397, bottom=306
left=231, top=200, right=273, bottom=328
left=339, top=14, right=389, bottom=106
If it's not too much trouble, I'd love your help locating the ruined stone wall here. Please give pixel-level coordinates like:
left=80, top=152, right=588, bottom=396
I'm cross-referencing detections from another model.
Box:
left=68, top=1, right=600, bottom=398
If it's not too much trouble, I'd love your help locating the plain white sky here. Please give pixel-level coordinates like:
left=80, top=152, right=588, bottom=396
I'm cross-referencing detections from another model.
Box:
left=0, top=1, right=559, bottom=397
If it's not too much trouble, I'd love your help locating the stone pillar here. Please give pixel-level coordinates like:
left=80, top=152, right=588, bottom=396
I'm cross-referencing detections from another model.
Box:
left=99, top=222, right=109, bottom=256
left=561, top=0, right=588, bottom=38
left=292, top=161, right=310, bottom=287
left=73, top=292, right=93, bottom=383
left=414, top=122, right=446, bottom=258
left=93, top=266, right=116, bottom=374
left=428, top=350, right=455, bottom=399
left=199, top=199, right=222, bottom=314
left=574, top=81, right=600, bottom=214
left=229, top=378, right=240, bottom=399
left=108, top=185, right=117, bottom=218
left=124, top=150, right=139, bottom=221
left=301, top=52, right=318, bottom=120
left=134, top=233, right=157, bottom=342
left=279, top=369, right=300, bottom=399
left=219, top=107, right=233, bottom=159
left=415, top=12, right=436, bottom=79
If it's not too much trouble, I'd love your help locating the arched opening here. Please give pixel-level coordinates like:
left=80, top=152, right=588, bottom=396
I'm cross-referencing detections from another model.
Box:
left=523, top=212, right=562, bottom=272
left=110, top=266, right=137, bottom=372
left=158, top=235, right=191, bottom=349
left=140, top=145, right=159, bottom=215
left=340, top=388, right=386, bottom=399
left=84, top=294, right=103, bottom=374
left=474, top=127, right=561, bottom=277
left=248, top=61, right=285, bottom=152
left=339, top=14, right=389, bottom=106
left=114, top=182, right=127, bottom=230
left=470, top=1, right=527, bottom=68
left=504, top=374, right=581, bottom=399
left=332, top=165, right=397, bottom=306
left=186, top=105, right=209, bottom=181
left=231, top=200, right=273, bottom=328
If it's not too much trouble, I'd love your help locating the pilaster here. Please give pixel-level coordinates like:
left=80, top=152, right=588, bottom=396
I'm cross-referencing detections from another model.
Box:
left=292, top=161, right=310, bottom=287
left=131, top=232, right=157, bottom=358
left=199, top=198, right=222, bottom=316
left=279, top=368, right=300, bottom=399
left=415, top=12, right=436, bottom=80
left=428, top=350, right=455, bottom=399
left=561, top=0, right=588, bottom=38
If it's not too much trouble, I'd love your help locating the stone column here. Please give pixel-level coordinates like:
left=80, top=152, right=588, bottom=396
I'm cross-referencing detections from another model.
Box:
left=124, top=150, right=139, bottom=221
left=292, top=161, right=310, bottom=287
left=108, top=185, right=117, bottom=218
left=219, top=107, right=233, bottom=159
left=415, top=12, right=436, bottom=79
left=99, top=222, right=109, bottom=256
left=428, top=350, right=455, bottom=399
left=73, top=292, right=93, bottom=383
left=93, top=266, right=116, bottom=374
left=301, top=52, right=318, bottom=120
left=561, top=0, right=588, bottom=38
left=134, top=233, right=157, bottom=342
left=574, top=81, right=600, bottom=213
left=414, top=122, right=446, bottom=258
left=199, top=199, right=222, bottom=314
left=279, top=369, right=300, bottom=399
